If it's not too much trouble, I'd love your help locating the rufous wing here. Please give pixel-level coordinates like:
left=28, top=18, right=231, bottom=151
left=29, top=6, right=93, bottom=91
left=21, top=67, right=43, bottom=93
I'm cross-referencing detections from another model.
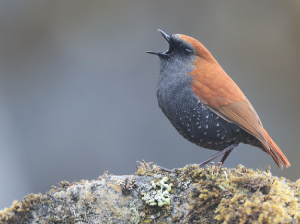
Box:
left=189, top=57, right=290, bottom=168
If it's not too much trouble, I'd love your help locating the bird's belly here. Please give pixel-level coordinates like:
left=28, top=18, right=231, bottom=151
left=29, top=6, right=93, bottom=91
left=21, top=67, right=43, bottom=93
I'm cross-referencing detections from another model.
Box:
left=168, top=101, right=244, bottom=151
left=158, top=84, right=246, bottom=151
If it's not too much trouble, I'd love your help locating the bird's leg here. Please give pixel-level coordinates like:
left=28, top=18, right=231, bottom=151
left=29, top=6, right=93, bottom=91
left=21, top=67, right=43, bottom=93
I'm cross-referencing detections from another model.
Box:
left=213, top=151, right=232, bottom=173
left=157, top=143, right=239, bottom=173
left=220, top=149, right=233, bottom=164
left=198, top=143, right=239, bottom=168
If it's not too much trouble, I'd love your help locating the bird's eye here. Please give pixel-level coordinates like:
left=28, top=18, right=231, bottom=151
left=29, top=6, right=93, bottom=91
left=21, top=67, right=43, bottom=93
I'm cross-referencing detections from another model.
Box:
left=183, top=48, right=192, bottom=55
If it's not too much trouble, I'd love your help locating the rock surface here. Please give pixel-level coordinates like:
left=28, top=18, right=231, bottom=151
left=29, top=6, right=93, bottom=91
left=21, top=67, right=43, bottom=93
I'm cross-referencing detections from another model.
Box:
left=1, top=162, right=299, bottom=224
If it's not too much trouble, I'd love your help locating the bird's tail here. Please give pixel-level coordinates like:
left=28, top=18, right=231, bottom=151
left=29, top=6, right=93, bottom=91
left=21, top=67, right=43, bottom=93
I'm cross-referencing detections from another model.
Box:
left=261, top=128, right=290, bottom=169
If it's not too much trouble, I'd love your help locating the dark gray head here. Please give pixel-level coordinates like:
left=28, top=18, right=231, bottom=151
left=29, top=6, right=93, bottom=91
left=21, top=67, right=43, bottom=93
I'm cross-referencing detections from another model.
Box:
left=146, top=30, right=197, bottom=74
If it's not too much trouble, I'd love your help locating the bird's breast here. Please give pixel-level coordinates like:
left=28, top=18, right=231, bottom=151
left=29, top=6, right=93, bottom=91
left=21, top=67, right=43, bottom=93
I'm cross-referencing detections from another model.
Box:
left=156, top=71, right=256, bottom=151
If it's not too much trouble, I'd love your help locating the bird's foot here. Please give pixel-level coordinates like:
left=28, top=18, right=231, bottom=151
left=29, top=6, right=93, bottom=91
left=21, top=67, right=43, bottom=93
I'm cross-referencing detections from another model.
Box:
left=156, top=166, right=178, bottom=173
left=215, top=162, right=223, bottom=173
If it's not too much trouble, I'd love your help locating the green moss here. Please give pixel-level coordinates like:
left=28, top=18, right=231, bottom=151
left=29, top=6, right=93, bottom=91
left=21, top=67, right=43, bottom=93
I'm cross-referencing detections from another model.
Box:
left=141, top=218, right=154, bottom=224
left=0, top=193, right=46, bottom=223
left=136, top=160, right=156, bottom=176
left=182, top=164, right=300, bottom=224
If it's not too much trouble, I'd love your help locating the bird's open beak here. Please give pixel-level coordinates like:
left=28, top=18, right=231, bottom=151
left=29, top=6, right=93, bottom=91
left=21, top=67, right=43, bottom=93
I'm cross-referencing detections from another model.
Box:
left=146, top=29, right=174, bottom=56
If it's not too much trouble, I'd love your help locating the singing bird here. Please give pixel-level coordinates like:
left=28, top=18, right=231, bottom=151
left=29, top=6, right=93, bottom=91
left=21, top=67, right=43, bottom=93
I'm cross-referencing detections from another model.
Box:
left=147, top=30, right=290, bottom=170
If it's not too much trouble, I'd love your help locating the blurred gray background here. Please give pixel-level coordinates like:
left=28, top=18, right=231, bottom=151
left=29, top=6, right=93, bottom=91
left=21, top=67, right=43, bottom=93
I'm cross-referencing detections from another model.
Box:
left=0, top=1, right=299, bottom=209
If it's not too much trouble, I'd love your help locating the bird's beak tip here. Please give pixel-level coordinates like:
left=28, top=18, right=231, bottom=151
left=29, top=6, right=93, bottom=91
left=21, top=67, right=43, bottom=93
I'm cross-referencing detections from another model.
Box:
left=146, top=51, right=156, bottom=55
left=157, top=29, right=171, bottom=43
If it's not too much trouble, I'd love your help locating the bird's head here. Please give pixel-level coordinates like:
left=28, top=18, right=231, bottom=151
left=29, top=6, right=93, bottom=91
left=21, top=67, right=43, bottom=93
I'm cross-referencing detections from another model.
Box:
left=147, top=30, right=217, bottom=69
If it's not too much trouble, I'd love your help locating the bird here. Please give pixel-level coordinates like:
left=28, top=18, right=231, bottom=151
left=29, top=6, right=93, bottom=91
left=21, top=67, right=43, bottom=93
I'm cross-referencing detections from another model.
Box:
left=147, top=29, right=290, bottom=171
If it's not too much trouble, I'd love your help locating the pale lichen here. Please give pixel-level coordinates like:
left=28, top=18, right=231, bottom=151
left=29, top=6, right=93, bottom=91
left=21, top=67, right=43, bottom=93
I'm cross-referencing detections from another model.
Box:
left=141, top=177, right=173, bottom=207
